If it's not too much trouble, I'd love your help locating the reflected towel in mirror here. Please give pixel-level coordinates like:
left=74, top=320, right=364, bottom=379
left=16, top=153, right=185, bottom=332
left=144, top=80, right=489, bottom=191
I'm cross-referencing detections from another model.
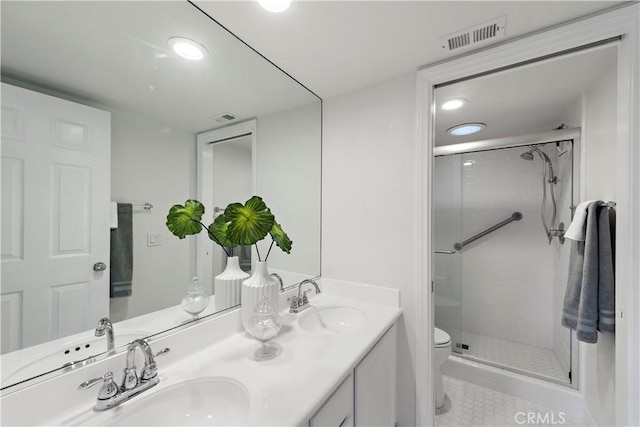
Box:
left=110, top=203, right=133, bottom=297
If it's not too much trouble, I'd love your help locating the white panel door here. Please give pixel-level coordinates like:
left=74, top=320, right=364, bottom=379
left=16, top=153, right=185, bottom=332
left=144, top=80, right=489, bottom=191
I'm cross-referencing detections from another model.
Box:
left=1, top=83, right=110, bottom=352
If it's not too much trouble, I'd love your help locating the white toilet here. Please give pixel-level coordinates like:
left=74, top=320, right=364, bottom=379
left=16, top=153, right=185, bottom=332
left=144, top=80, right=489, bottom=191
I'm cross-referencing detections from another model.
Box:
left=434, top=327, right=452, bottom=409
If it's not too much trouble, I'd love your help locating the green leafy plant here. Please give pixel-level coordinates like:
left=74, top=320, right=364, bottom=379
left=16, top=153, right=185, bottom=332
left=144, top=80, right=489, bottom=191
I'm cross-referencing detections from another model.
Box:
left=166, top=196, right=292, bottom=262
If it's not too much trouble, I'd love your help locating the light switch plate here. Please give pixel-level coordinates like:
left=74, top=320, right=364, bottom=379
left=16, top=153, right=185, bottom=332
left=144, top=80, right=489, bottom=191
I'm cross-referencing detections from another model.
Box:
left=147, top=232, right=162, bottom=247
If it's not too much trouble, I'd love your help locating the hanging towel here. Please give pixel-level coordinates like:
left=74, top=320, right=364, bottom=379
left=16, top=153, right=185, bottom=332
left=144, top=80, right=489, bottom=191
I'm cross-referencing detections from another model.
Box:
left=110, top=201, right=118, bottom=229
left=110, top=203, right=133, bottom=298
left=561, top=201, right=616, bottom=343
left=563, top=200, right=596, bottom=241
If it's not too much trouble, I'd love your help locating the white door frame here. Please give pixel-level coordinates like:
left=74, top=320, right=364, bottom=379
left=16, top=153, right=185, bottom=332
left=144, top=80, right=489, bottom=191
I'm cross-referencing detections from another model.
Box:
left=195, top=119, right=257, bottom=284
left=416, top=4, right=639, bottom=426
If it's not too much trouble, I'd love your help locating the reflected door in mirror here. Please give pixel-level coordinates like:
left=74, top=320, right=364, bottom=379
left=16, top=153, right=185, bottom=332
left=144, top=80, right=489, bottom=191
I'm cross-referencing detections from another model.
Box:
left=1, top=83, right=111, bottom=353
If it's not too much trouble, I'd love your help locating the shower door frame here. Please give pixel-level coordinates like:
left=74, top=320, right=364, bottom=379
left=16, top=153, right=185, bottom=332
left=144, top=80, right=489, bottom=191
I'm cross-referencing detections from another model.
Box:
left=434, top=134, right=579, bottom=388
left=415, top=5, right=640, bottom=427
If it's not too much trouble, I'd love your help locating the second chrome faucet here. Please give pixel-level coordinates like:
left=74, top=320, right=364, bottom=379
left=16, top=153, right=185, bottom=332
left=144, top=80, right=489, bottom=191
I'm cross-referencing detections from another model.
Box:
left=288, top=279, right=321, bottom=313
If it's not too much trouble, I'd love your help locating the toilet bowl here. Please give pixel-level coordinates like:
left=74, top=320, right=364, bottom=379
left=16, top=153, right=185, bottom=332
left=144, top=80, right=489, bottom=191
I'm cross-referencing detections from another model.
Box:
left=434, top=327, right=452, bottom=409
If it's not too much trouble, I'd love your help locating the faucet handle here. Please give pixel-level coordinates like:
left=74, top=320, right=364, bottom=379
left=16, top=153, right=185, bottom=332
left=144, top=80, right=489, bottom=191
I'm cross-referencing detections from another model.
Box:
left=78, top=371, right=119, bottom=400
left=154, top=348, right=170, bottom=358
left=287, top=295, right=300, bottom=308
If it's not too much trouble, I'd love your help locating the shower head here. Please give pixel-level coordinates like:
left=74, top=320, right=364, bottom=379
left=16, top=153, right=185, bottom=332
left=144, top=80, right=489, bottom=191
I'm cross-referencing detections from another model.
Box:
left=520, top=149, right=534, bottom=161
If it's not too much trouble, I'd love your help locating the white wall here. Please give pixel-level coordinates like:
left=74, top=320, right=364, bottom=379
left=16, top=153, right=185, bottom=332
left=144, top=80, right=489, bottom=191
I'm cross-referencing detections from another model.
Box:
left=110, top=110, right=197, bottom=322
left=580, top=63, right=617, bottom=427
left=255, top=102, right=322, bottom=278
left=322, top=73, right=418, bottom=426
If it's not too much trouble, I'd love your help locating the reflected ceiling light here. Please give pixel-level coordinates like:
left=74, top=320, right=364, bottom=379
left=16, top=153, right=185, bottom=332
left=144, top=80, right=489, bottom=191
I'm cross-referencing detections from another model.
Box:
left=447, top=123, right=486, bottom=136
left=441, top=98, right=466, bottom=110
left=167, top=37, right=207, bottom=61
left=258, top=0, right=291, bottom=13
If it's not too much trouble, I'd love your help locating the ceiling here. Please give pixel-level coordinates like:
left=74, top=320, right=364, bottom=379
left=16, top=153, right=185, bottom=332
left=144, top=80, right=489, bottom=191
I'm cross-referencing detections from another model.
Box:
left=434, top=44, right=618, bottom=145
left=195, top=1, right=626, bottom=99
left=1, top=1, right=629, bottom=137
left=0, top=1, right=318, bottom=133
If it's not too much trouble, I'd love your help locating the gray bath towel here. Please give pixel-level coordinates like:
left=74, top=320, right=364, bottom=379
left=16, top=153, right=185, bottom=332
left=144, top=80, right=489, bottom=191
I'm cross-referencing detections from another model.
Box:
left=561, top=201, right=615, bottom=343
left=110, top=203, right=133, bottom=298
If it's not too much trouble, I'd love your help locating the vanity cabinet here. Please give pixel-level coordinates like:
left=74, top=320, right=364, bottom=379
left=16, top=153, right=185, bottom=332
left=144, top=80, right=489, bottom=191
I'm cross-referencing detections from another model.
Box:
left=309, top=324, right=397, bottom=427
left=355, top=324, right=397, bottom=426
left=310, top=373, right=354, bottom=427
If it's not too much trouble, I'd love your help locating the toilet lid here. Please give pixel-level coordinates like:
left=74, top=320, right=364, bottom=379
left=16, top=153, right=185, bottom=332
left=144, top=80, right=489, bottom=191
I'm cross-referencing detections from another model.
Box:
left=434, top=328, right=451, bottom=346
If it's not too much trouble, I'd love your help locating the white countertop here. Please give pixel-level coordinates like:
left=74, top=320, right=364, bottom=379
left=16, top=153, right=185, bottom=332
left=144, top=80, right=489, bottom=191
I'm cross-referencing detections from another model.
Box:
left=1, top=279, right=401, bottom=426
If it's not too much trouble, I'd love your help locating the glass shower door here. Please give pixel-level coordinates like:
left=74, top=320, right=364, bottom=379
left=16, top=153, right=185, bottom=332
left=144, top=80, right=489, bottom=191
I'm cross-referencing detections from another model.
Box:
left=433, top=155, right=465, bottom=353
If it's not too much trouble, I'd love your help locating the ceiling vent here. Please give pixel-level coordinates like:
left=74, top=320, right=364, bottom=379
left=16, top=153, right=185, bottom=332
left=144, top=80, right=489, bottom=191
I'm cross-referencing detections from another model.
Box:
left=440, top=16, right=507, bottom=54
left=212, top=112, right=238, bottom=123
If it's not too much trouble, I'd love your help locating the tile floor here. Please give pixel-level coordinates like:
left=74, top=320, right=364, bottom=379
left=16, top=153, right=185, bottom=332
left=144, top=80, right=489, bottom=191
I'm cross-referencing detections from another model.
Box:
left=435, top=376, right=586, bottom=427
left=457, top=332, right=568, bottom=382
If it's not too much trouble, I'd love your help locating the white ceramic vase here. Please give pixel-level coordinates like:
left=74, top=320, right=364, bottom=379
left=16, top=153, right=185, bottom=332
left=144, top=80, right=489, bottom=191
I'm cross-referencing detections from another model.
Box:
left=214, top=256, right=250, bottom=312
left=241, top=261, right=279, bottom=332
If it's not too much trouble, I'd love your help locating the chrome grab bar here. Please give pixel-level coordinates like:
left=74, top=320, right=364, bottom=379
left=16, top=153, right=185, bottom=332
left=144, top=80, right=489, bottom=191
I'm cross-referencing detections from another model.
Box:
left=434, top=249, right=456, bottom=254
left=453, top=212, right=523, bottom=251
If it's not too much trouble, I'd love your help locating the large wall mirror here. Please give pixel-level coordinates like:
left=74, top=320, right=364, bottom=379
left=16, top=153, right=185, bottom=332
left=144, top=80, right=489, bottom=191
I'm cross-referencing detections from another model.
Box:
left=0, top=1, right=321, bottom=390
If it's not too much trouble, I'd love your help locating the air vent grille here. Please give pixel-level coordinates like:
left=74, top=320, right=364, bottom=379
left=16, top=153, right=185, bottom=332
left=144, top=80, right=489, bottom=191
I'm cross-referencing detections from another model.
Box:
left=212, top=112, right=238, bottom=123
left=441, top=16, right=507, bottom=54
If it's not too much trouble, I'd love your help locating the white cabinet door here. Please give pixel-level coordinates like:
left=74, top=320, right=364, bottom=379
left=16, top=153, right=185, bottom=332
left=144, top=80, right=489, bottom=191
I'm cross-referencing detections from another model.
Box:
left=355, top=324, right=397, bottom=427
left=310, top=373, right=354, bottom=427
left=1, top=83, right=111, bottom=352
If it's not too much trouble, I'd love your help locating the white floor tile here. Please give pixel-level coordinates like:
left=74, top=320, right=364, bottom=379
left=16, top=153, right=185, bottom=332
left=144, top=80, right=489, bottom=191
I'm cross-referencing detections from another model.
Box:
left=435, top=376, right=585, bottom=427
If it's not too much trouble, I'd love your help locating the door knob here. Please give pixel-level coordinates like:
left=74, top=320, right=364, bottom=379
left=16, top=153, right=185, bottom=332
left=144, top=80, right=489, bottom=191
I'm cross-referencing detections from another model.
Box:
left=93, top=262, right=107, bottom=272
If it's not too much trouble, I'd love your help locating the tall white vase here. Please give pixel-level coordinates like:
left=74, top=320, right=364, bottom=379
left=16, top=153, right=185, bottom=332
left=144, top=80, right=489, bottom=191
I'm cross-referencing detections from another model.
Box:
left=241, top=261, right=279, bottom=332
left=214, top=256, right=249, bottom=312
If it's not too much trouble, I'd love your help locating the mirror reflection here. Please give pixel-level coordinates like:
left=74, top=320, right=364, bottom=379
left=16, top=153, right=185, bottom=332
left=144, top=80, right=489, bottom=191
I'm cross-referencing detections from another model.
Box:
left=0, top=0, right=321, bottom=389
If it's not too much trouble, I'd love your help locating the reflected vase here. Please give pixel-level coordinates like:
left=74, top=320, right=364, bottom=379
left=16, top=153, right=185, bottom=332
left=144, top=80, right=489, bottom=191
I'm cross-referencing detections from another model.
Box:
left=214, top=256, right=250, bottom=312
left=181, top=277, right=210, bottom=319
left=241, top=261, right=279, bottom=333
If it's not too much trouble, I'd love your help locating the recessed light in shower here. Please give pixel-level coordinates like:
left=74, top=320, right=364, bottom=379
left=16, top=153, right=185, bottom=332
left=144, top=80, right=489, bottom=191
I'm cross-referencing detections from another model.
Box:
left=447, top=123, right=486, bottom=136
left=258, top=0, right=291, bottom=13
left=167, top=37, right=207, bottom=61
left=441, top=98, right=467, bottom=110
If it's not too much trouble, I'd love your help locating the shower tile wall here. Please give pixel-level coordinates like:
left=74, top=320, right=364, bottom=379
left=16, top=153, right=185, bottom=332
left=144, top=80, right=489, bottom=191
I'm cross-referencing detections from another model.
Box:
left=460, top=148, right=555, bottom=349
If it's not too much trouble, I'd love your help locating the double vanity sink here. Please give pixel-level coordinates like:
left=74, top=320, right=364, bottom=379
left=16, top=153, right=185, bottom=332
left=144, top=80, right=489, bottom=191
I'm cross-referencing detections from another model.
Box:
left=1, top=279, right=401, bottom=426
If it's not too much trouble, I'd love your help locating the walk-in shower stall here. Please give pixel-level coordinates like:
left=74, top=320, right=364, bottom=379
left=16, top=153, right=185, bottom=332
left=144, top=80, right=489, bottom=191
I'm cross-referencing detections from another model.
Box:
left=434, top=129, right=578, bottom=386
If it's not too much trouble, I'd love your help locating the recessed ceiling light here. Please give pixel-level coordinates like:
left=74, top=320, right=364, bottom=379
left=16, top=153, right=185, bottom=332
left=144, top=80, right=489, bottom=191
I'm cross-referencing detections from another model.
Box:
left=441, top=98, right=466, bottom=110
left=447, top=123, right=486, bottom=136
left=167, top=37, right=207, bottom=61
left=258, top=0, right=291, bottom=13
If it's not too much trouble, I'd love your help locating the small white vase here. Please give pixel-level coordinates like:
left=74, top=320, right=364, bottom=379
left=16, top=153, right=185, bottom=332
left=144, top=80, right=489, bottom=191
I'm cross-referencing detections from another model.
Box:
left=241, top=261, right=279, bottom=333
left=214, top=256, right=250, bottom=312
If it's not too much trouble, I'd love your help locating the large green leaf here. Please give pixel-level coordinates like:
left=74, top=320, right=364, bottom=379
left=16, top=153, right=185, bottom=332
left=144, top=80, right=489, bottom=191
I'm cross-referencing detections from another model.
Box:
left=166, top=200, right=204, bottom=239
left=225, top=196, right=274, bottom=246
left=208, top=214, right=234, bottom=247
left=270, top=222, right=292, bottom=254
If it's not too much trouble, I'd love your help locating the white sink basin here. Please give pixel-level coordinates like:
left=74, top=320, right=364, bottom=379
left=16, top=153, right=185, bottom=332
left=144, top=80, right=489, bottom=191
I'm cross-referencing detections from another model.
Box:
left=102, top=377, right=250, bottom=426
left=2, top=330, right=150, bottom=385
left=298, top=305, right=367, bottom=334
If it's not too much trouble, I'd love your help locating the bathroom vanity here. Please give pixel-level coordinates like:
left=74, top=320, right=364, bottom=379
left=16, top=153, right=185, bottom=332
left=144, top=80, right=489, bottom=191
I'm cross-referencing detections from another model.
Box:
left=0, top=279, right=401, bottom=426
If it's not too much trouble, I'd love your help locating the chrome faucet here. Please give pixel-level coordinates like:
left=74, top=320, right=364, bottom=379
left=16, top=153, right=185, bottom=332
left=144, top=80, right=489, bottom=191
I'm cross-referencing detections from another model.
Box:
left=94, top=318, right=115, bottom=352
left=270, top=272, right=284, bottom=292
left=78, top=339, right=169, bottom=411
left=288, top=279, right=321, bottom=313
